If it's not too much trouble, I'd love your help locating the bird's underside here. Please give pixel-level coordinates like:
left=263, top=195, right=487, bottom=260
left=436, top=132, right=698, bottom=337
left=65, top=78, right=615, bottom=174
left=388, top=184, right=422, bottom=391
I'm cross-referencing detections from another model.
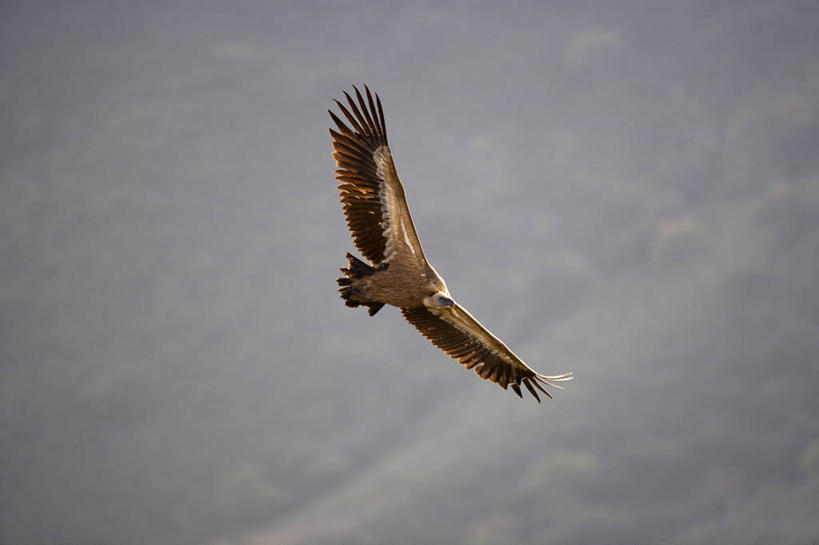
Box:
left=329, top=85, right=573, bottom=402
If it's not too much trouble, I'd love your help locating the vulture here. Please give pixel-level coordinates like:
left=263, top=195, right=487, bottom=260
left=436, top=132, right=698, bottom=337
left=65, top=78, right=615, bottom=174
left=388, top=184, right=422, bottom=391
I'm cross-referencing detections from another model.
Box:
left=329, top=85, right=573, bottom=402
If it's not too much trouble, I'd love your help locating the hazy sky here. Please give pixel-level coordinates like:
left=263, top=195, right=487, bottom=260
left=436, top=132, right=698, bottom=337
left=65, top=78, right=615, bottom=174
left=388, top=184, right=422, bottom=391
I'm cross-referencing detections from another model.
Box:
left=2, top=2, right=818, bottom=544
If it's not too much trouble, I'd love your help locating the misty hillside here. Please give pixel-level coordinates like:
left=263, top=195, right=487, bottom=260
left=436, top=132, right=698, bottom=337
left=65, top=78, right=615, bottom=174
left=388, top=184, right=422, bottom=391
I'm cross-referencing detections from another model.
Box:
left=2, top=2, right=818, bottom=544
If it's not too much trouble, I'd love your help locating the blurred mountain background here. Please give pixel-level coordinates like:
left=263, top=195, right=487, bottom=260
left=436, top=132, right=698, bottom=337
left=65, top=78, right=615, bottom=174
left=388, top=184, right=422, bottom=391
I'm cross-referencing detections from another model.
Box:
left=2, top=1, right=818, bottom=544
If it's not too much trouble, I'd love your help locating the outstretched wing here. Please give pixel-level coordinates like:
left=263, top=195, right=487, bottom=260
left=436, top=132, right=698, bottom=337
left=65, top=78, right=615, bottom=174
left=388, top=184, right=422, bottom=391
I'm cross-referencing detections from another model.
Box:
left=402, top=303, right=573, bottom=402
left=329, top=85, right=426, bottom=267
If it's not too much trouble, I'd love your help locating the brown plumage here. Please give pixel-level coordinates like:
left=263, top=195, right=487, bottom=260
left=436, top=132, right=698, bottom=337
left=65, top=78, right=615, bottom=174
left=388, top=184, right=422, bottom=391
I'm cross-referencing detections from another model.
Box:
left=329, top=85, right=573, bottom=402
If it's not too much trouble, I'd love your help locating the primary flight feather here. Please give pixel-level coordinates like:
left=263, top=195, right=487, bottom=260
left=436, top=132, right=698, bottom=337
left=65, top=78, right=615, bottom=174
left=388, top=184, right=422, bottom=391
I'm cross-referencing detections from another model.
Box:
left=329, top=85, right=573, bottom=402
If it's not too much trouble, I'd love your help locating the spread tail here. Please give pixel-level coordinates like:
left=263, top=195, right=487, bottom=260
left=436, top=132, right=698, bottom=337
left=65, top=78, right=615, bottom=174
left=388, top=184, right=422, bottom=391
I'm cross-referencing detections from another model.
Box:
left=337, top=253, right=385, bottom=316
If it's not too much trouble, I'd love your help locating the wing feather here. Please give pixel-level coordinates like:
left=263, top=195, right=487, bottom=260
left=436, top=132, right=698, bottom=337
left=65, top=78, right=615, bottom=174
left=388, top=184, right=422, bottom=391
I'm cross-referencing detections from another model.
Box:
left=329, top=85, right=424, bottom=266
left=401, top=303, right=573, bottom=402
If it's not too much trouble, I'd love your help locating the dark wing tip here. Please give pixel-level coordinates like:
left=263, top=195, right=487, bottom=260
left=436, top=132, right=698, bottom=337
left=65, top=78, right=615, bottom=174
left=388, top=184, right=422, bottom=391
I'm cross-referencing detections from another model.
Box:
left=522, top=378, right=541, bottom=403
left=330, top=85, right=388, bottom=147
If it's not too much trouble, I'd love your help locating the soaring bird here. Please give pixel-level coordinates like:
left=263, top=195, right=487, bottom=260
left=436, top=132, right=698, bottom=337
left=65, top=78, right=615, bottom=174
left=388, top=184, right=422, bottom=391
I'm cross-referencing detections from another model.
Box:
left=329, top=86, right=573, bottom=402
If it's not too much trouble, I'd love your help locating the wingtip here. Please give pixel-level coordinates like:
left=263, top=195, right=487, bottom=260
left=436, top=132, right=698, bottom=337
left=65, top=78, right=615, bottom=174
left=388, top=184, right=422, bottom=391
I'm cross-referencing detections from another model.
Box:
left=537, top=371, right=574, bottom=385
left=522, top=378, right=541, bottom=402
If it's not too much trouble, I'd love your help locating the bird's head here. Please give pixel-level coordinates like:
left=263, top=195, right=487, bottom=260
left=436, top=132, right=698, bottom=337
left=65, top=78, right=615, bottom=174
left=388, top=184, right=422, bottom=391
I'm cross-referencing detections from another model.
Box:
left=424, top=291, right=455, bottom=308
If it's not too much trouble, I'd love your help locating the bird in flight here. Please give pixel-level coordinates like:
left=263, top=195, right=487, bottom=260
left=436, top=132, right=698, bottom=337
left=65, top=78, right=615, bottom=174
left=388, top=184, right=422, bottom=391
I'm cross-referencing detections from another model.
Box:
left=329, top=85, right=573, bottom=402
